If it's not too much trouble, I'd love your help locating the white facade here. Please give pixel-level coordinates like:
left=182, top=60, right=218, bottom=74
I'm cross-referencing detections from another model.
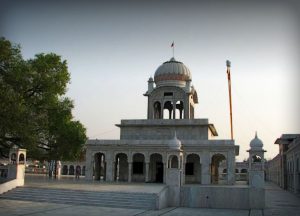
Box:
left=85, top=57, right=239, bottom=185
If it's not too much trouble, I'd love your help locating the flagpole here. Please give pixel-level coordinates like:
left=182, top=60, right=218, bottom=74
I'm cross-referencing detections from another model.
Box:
left=226, top=60, right=234, bottom=140
left=171, top=41, right=174, bottom=58
left=173, top=44, right=174, bottom=58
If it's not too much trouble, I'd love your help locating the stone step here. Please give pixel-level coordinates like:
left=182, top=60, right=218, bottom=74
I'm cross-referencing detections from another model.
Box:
left=0, top=186, right=157, bottom=209
left=0, top=193, right=155, bottom=204
left=0, top=196, right=154, bottom=209
left=12, top=187, right=156, bottom=199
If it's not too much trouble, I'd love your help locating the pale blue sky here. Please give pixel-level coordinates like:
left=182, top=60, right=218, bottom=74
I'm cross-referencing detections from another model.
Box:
left=1, top=0, right=299, bottom=161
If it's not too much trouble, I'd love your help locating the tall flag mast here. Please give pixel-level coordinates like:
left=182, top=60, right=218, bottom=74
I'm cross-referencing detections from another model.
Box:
left=226, top=60, right=234, bottom=140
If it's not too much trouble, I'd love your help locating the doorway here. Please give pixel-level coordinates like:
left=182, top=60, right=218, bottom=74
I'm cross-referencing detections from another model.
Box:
left=156, top=162, right=163, bottom=183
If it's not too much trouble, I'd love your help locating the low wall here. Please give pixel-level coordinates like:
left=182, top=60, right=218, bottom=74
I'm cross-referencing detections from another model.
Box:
left=156, top=186, right=169, bottom=209
left=0, top=178, right=24, bottom=194
left=180, top=185, right=264, bottom=209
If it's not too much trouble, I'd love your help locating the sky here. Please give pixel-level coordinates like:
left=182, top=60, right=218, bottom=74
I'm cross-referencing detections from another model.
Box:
left=1, top=0, right=300, bottom=161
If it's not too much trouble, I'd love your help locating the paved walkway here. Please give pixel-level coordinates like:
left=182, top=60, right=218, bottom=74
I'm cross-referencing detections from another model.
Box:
left=1, top=177, right=300, bottom=216
left=264, top=182, right=300, bottom=216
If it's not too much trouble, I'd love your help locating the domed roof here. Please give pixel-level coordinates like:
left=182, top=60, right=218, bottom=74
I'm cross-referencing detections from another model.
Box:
left=154, top=57, right=192, bottom=84
left=168, top=131, right=182, bottom=151
left=250, top=132, right=263, bottom=149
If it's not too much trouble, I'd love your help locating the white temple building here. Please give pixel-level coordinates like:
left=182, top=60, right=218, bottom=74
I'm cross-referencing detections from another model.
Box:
left=85, top=57, right=239, bottom=185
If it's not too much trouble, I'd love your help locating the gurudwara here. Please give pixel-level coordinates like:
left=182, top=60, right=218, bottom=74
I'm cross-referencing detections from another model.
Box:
left=85, top=57, right=265, bottom=209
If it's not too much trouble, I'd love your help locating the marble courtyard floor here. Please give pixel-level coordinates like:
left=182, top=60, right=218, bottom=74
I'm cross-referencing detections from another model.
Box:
left=0, top=175, right=299, bottom=216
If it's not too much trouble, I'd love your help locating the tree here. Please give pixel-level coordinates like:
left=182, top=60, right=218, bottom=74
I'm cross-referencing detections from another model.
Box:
left=0, top=37, right=87, bottom=161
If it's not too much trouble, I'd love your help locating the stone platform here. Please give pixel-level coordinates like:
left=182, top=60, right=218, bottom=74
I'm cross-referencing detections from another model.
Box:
left=0, top=174, right=167, bottom=210
left=24, top=174, right=166, bottom=194
left=2, top=175, right=299, bottom=216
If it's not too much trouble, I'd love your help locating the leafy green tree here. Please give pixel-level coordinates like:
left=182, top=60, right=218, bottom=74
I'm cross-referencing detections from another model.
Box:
left=0, top=37, right=87, bottom=162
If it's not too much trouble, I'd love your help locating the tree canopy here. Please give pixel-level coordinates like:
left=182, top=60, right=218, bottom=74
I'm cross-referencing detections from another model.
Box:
left=0, top=37, right=87, bottom=161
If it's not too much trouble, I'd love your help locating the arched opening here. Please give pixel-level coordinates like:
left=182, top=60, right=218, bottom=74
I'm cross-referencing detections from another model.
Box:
left=163, top=101, right=173, bottom=119
left=153, top=101, right=161, bottom=119
left=11, top=153, right=17, bottom=164
left=185, top=154, right=201, bottom=184
left=241, top=169, right=247, bottom=173
left=76, top=165, right=81, bottom=176
left=240, top=168, right=248, bottom=181
left=19, top=153, right=25, bottom=164
left=132, top=153, right=145, bottom=182
left=211, top=154, right=226, bottom=184
left=115, top=153, right=128, bottom=181
left=150, top=153, right=163, bottom=183
left=175, top=101, right=184, bottom=119
left=69, top=165, right=75, bottom=175
left=94, top=152, right=106, bottom=181
left=62, top=165, right=68, bottom=175
left=168, top=155, right=179, bottom=168
left=252, top=155, right=262, bottom=163
left=82, top=166, right=86, bottom=176
left=223, top=169, right=227, bottom=173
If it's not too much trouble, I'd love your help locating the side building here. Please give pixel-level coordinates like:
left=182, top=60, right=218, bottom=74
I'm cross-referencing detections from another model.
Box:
left=266, top=134, right=300, bottom=194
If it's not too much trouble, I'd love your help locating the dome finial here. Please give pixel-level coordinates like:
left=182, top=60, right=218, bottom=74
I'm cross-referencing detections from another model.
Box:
left=255, top=131, right=258, bottom=138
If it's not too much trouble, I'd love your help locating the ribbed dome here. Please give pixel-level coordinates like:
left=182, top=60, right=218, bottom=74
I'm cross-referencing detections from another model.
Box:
left=250, top=132, right=263, bottom=149
left=154, top=57, right=192, bottom=85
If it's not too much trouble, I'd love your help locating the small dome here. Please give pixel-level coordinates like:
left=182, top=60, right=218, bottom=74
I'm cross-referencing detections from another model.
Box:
left=148, top=77, right=154, bottom=82
left=154, top=57, right=192, bottom=85
left=250, top=132, right=263, bottom=149
left=168, top=131, right=182, bottom=150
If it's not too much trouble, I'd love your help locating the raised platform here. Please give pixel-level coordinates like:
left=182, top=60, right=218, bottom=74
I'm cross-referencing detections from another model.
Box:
left=24, top=174, right=166, bottom=194
left=0, top=174, right=167, bottom=210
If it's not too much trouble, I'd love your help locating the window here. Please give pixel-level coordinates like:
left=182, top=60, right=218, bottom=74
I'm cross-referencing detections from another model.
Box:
left=133, top=162, right=143, bottom=174
left=185, top=163, right=194, bottom=175
left=164, top=92, right=173, bottom=97
left=241, top=169, right=247, bottom=173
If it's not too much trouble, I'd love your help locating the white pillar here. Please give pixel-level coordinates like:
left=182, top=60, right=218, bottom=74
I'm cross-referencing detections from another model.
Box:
left=201, top=152, right=211, bottom=184
left=112, top=161, right=115, bottom=181
left=128, top=162, right=132, bottom=182
left=227, top=151, right=235, bottom=185
left=145, top=162, right=149, bottom=182
left=85, top=150, right=94, bottom=180
left=106, top=160, right=113, bottom=181
left=293, top=154, right=297, bottom=193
